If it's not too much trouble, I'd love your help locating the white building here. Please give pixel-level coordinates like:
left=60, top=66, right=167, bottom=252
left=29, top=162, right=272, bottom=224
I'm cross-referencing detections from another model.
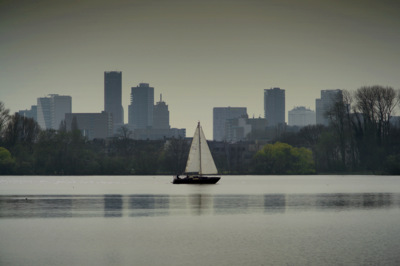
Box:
left=288, top=107, right=315, bottom=127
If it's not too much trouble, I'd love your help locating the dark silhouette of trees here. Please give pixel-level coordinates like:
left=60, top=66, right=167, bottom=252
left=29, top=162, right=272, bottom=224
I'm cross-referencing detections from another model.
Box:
left=0, top=102, right=10, bottom=145
left=3, top=113, right=40, bottom=148
left=312, top=85, right=400, bottom=173
left=1, top=113, right=40, bottom=174
left=350, top=86, right=400, bottom=171
left=161, top=137, right=190, bottom=174
left=1, top=86, right=400, bottom=176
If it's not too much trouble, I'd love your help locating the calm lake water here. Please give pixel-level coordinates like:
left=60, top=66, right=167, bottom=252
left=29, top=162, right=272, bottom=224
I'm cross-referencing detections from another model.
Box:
left=1, top=175, right=400, bottom=266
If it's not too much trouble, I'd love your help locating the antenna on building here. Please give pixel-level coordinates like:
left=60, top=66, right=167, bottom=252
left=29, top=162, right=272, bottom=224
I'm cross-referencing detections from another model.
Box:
left=160, top=93, right=162, bottom=102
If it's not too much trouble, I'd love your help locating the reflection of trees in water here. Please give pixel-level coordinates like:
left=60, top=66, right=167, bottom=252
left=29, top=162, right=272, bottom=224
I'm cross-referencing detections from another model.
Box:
left=0, top=193, right=399, bottom=219
left=104, top=195, right=122, bottom=217
left=129, top=195, right=170, bottom=217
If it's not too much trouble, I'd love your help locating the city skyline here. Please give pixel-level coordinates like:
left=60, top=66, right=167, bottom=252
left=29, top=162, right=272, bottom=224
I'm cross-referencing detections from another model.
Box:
left=1, top=0, right=400, bottom=137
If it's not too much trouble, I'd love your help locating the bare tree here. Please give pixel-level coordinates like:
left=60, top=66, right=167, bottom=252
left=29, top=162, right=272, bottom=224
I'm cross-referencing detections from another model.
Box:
left=117, top=126, right=132, bottom=140
left=354, top=86, right=399, bottom=143
left=0, top=102, right=10, bottom=142
left=4, top=113, right=40, bottom=148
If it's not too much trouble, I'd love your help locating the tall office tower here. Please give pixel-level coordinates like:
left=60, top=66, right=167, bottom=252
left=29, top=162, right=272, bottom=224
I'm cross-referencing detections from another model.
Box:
left=153, top=94, right=170, bottom=129
left=213, top=107, right=247, bottom=141
left=104, top=71, right=124, bottom=129
left=264, top=87, right=285, bottom=126
left=288, top=106, right=316, bottom=127
left=37, top=94, right=72, bottom=130
left=51, top=95, right=72, bottom=129
left=37, top=97, right=52, bottom=129
left=128, top=83, right=154, bottom=129
left=315, top=89, right=342, bottom=126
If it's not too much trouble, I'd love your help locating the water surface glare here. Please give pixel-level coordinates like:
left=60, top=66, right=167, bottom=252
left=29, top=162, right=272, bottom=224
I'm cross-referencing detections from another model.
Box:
left=1, top=175, right=400, bottom=266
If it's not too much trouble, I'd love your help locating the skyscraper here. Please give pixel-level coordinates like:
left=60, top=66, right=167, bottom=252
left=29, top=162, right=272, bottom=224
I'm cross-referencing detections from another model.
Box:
left=37, top=94, right=72, bottom=130
left=128, top=83, right=154, bottom=129
left=153, top=94, right=170, bottom=129
left=37, top=97, right=52, bottom=129
left=213, top=107, right=247, bottom=141
left=264, top=87, right=285, bottom=126
left=316, top=89, right=342, bottom=126
left=104, top=71, right=123, bottom=130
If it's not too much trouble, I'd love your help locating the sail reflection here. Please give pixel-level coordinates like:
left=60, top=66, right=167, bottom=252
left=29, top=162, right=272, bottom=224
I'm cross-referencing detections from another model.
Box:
left=0, top=193, right=399, bottom=219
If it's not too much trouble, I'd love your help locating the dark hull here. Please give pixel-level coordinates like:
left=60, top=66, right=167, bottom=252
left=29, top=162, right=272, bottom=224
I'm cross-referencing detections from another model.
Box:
left=173, top=176, right=221, bottom=184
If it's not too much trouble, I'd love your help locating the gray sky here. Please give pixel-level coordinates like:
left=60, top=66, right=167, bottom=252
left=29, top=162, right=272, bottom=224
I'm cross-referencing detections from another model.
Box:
left=1, top=0, right=400, bottom=137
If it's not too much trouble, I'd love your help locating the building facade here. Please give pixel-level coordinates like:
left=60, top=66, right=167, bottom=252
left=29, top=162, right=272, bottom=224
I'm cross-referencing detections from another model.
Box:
left=153, top=94, right=170, bottom=129
left=104, top=71, right=123, bottom=130
left=213, top=107, right=247, bottom=141
left=225, top=117, right=268, bottom=142
left=18, top=105, right=37, bottom=121
left=37, top=94, right=71, bottom=130
left=264, top=87, right=285, bottom=126
left=316, top=89, right=342, bottom=126
left=37, top=97, right=51, bottom=129
left=65, top=112, right=113, bottom=140
left=129, top=83, right=154, bottom=130
left=288, top=106, right=316, bottom=127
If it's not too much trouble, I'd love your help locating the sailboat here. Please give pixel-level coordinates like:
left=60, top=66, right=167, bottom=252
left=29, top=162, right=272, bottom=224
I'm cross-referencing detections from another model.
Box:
left=173, top=122, right=221, bottom=184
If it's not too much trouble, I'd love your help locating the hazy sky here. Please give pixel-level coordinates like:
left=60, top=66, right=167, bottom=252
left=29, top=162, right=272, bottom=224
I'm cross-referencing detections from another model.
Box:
left=1, top=0, right=400, bottom=137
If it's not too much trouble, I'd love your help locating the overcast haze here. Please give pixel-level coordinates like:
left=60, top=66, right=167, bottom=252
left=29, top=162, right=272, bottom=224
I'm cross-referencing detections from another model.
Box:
left=1, top=0, right=400, bottom=137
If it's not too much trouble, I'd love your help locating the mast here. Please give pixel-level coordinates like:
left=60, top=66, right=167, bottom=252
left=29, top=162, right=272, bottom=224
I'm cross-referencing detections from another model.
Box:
left=198, top=122, right=202, bottom=175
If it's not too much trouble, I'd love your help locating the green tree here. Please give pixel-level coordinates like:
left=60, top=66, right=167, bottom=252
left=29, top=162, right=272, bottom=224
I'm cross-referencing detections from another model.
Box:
left=0, top=147, right=15, bottom=174
left=252, top=142, right=315, bottom=174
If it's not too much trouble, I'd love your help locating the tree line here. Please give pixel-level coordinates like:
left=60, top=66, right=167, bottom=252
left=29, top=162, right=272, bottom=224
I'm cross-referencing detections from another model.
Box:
left=279, top=86, right=400, bottom=174
left=1, top=85, right=399, bottom=175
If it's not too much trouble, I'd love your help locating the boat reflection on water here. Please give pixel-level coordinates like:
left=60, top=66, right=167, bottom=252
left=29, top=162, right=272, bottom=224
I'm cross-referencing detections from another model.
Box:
left=1, top=193, right=399, bottom=219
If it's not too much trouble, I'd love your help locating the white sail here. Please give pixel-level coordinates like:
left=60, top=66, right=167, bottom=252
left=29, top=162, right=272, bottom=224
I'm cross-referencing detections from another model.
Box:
left=198, top=126, right=218, bottom=174
left=184, top=123, right=218, bottom=175
left=185, top=125, right=201, bottom=174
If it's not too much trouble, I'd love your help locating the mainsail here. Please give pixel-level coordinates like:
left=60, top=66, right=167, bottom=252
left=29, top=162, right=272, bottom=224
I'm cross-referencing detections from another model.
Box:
left=184, top=123, right=218, bottom=175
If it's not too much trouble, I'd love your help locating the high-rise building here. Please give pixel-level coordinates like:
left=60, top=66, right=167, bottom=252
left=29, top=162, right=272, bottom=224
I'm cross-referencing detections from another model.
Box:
left=128, top=83, right=154, bottom=129
left=153, top=94, right=170, bottom=129
left=288, top=106, right=316, bottom=127
left=213, top=107, right=247, bottom=141
left=65, top=112, right=113, bottom=140
left=104, top=71, right=123, bottom=130
left=51, top=95, right=72, bottom=129
left=18, top=105, right=37, bottom=121
left=37, top=94, right=71, bottom=130
left=316, top=89, right=342, bottom=126
left=37, top=97, right=51, bottom=129
left=264, top=87, right=285, bottom=126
